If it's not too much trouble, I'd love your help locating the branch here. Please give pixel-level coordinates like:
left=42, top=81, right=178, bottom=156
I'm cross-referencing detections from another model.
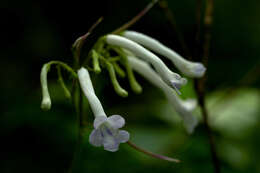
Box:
left=72, top=17, right=104, bottom=64
left=158, top=0, right=191, bottom=59
left=112, top=0, right=159, bottom=34
left=194, top=0, right=220, bottom=173
left=127, top=141, right=180, bottom=163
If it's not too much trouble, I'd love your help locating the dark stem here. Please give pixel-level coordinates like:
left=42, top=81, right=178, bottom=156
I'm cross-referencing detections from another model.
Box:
left=112, top=0, right=159, bottom=34
left=194, top=0, right=202, bottom=59
left=72, top=17, right=103, bottom=64
left=194, top=0, right=220, bottom=173
left=158, top=0, right=192, bottom=59
left=127, top=141, right=180, bottom=163
left=195, top=81, right=220, bottom=173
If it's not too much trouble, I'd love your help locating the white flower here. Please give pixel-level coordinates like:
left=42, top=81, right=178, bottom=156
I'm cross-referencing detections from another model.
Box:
left=106, top=34, right=187, bottom=94
left=127, top=56, right=198, bottom=133
left=40, top=63, right=51, bottom=110
left=122, top=31, right=206, bottom=78
left=78, top=67, right=130, bottom=151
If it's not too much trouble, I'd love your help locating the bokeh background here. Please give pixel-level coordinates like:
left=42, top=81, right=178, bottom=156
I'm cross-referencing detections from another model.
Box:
left=1, top=0, right=260, bottom=173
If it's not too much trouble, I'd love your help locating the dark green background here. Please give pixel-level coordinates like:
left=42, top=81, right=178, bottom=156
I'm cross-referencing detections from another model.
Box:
left=1, top=0, right=260, bottom=173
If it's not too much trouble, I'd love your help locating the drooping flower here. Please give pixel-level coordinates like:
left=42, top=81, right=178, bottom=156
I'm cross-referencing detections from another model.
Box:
left=127, top=56, right=198, bottom=133
left=78, top=67, right=130, bottom=151
left=106, top=34, right=187, bottom=94
left=122, top=31, right=206, bottom=78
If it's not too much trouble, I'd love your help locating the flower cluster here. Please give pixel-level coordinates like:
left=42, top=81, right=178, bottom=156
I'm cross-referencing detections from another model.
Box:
left=40, top=30, right=206, bottom=152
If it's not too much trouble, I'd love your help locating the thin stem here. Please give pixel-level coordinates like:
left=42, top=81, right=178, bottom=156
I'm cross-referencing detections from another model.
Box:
left=47, top=60, right=78, bottom=78
left=56, top=66, right=71, bottom=99
left=127, top=141, right=180, bottom=163
left=68, top=82, right=85, bottom=173
left=112, top=0, right=159, bottom=34
left=158, top=0, right=191, bottom=59
left=203, top=0, right=214, bottom=66
left=194, top=0, right=220, bottom=173
left=72, top=17, right=104, bottom=64
left=194, top=0, right=202, bottom=60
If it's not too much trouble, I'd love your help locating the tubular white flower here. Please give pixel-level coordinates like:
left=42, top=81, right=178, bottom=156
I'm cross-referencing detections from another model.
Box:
left=127, top=57, right=198, bottom=133
left=78, top=67, right=130, bottom=151
left=106, top=34, right=187, bottom=94
left=122, top=31, right=206, bottom=78
left=78, top=67, right=106, bottom=117
left=40, top=64, right=51, bottom=111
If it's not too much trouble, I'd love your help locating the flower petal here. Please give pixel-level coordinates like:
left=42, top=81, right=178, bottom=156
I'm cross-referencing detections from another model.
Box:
left=191, top=63, right=206, bottom=77
left=182, top=99, right=197, bottom=111
left=103, top=136, right=119, bottom=152
left=89, top=129, right=103, bottom=147
left=94, top=116, right=107, bottom=129
left=183, top=114, right=198, bottom=134
left=116, top=130, right=130, bottom=143
left=107, top=115, right=125, bottom=129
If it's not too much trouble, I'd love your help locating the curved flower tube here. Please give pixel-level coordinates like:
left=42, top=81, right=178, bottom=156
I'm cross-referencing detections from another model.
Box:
left=40, top=61, right=77, bottom=111
left=106, top=34, right=187, bottom=94
left=78, top=67, right=130, bottom=151
left=40, top=63, right=52, bottom=111
left=122, top=31, right=206, bottom=78
left=127, top=57, right=198, bottom=133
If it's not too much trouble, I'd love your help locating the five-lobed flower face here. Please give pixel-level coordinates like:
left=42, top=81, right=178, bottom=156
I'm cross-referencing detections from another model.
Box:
left=89, top=115, right=130, bottom=152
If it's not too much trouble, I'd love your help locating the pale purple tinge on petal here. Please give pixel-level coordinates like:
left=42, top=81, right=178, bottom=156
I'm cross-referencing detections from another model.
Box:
left=107, top=115, right=125, bottom=129
left=94, top=116, right=107, bottom=129
left=193, top=63, right=206, bottom=76
left=188, top=63, right=206, bottom=78
left=89, top=129, right=103, bottom=147
left=116, top=130, right=130, bottom=143
left=103, top=135, right=120, bottom=152
left=90, top=114, right=130, bottom=152
left=170, top=81, right=182, bottom=95
left=170, top=78, right=187, bottom=95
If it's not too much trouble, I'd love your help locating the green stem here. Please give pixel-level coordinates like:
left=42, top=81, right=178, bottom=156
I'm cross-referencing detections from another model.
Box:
left=68, top=81, right=85, bottom=173
left=56, top=66, right=71, bottom=99
left=105, top=61, right=128, bottom=97
left=112, top=61, right=126, bottom=78
left=46, top=60, right=77, bottom=78
left=110, top=47, right=142, bottom=94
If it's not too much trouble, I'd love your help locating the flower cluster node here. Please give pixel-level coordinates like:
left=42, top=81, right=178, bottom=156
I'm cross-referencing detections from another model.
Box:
left=40, top=30, right=206, bottom=153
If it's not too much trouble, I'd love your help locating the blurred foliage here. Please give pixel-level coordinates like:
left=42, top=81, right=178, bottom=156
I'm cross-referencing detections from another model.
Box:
left=0, top=0, right=260, bottom=173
